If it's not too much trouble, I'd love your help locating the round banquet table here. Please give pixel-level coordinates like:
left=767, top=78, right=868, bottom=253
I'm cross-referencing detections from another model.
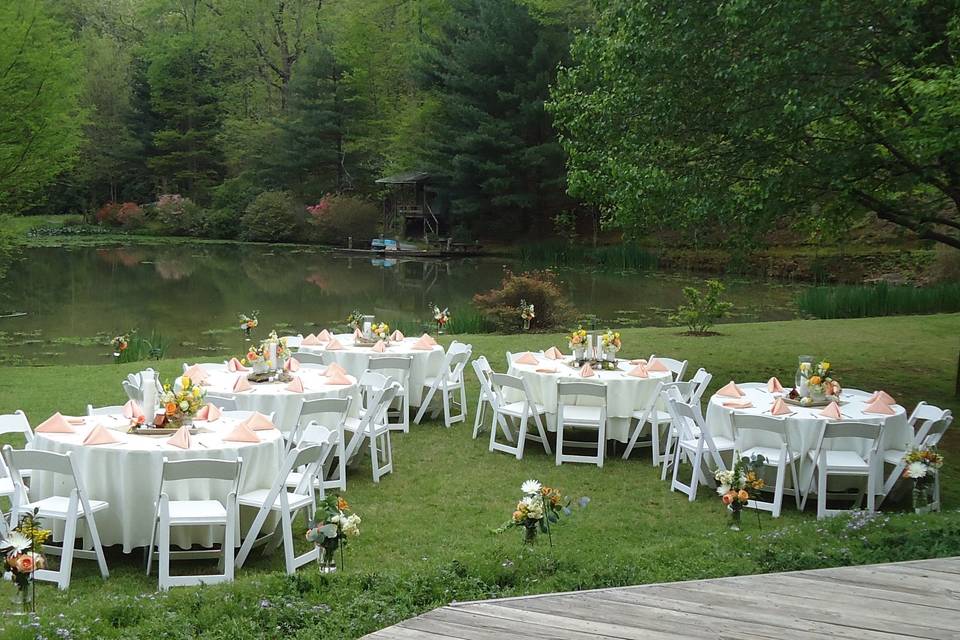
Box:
left=29, top=413, right=285, bottom=553
left=297, top=333, right=445, bottom=407
left=200, top=363, right=361, bottom=434
left=705, top=384, right=911, bottom=491
left=506, top=352, right=672, bottom=442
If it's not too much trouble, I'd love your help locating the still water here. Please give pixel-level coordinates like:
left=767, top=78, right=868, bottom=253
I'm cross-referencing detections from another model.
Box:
left=0, top=244, right=802, bottom=364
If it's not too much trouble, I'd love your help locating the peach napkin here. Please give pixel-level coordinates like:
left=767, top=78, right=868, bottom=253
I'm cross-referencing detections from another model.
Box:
left=317, top=329, right=332, bottom=341
left=420, top=333, right=438, bottom=346
left=627, top=364, right=649, bottom=378
left=183, top=365, right=210, bottom=383
left=36, top=412, right=75, bottom=433
left=167, top=425, right=191, bottom=449
left=412, top=337, right=433, bottom=350
left=647, top=358, right=670, bottom=373
left=285, top=357, right=301, bottom=372
left=717, top=381, right=744, bottom=398
left=326, top=337, right=344, bottom=350
left=770, top=398, right=793, bottom=416
left=544, top=346, right=563, bottom=360
left=864, top=398, right=895, bottom=415
left=819, top=401, right=842, bottom=419
left=122, top=400, right=145, bottom=420
left=353, top=328, right=363, bottom=339
left=579, top=363, right=595, bottom=378
left=629, top=359, right=648, bottom=366
left=241, top=412, right=275, bottom=431
left=535, top=366, right=558, bottom=373
left=195, top=403, right=221, bottom=421
left=723, top=400, right=753, bottom=409
left=325, top=362, right=347, bottom=377
left=233, top=375, right=253, bottom=392
left=326, top=372, right=352, bottom=385
left=371, top=340, right=386, bottom=353
left=222, top=422, right=259, bottom=443
left=286, top=376, right=305, bottom=393
left=301, top=333, right=322, bottom=346
left=869, top=390, right=896, bottom=405
left=767, top=377, right=784, bottom=393
left=391, top=330, right=404, bottom=341
left=515, top=352, right=538, bottom=365
left=83, top=424, right=121, bottom=446
left=228, top=357, right=249, bottom=372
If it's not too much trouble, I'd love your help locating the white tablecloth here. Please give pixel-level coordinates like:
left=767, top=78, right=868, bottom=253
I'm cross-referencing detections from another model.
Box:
left=705, top=385, right=911, bottom=490
left=30, top=414, right=285, bottom=552
left=297, top=334, right=445, bottom=407
left=507, top=353, right=672, bottom=442
left=201, top=364, right=361, bottom=434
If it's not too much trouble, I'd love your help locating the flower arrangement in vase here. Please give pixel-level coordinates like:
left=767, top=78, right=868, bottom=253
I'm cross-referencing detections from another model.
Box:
left=345, top=310, right=363, bottom=332
left=305, top=495, right=361, bottom=573
left=795, top=359, right=840, bottom=403
left=160, top=375, right=205, bottom=427
left=518, top=299, right=535, bottom=331
left=496, top=479, right=571, bottom=546
left=600, top=329, right=621, bottom=360
left=1, top=510, right=51, bottom=613
left=715, top=454, right=765, bottom=530
left=111, top=334, right=129, bottom=362
left=902, top=447, right=943, bottom=514
left=238, top=311, right=259, bottom=340
left=568, top=327, right=588, bottom=361
left=371, top=322, right=390, bottom=340
left=430, top=303, right=450, bottom=334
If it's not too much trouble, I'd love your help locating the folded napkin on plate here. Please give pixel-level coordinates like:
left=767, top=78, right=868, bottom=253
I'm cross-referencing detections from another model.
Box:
left=723, top=399, right=753, bottom=409
left=419, top=333, right=438, bottom=346
left=819, top=401, right=842, bottom=419
left=353, top=328, right=363, bottom=339
left=83, top=424, right=121, bottom=446
left=864, top=398, right=895, bottom=415
left=286, top=376, right=305, bottom=393
left=869, top=390, right=896, bottom=405
left=36, top=412, right=76, bottom=433
left=122, top=399, right=145, bottom=420
left=326, top=372, right=352, bottom=385
left=411, top=337, right=433, bottom=350
left=301, top=333, right=322, bottom=346
left=647, top=358, right=670, bottom=373
left=325, top=362, right=347, bottom=377
left=770, top=398, right=793, bottom=415
left=195, top=403, right=221, bottom=421
left=579, top=363, right=595, bottom=378
left=767, top=376, right=784, bottom=393
left=627, top=364, right=649, bottom=378
left=717, top=381, right=744, bottom=398
left=326, top=337, right=344, bottom=351
left=240, top=412, right=275, bottom=431
left=543, top=346, right=563, bottom=360
left=285, top=357, right=301, bottom=372
left=182, top=364, right=210, bottom=383
left=391, top=330, right=404, bottom=342
left=317, top=329, right=332, bottom=341
left=222, top=422, right=259, bottom=443
left=371, top=340, right=386, bottom=353
left=629, top=359, right=648, bottom=366
left=227, top=357, right=249, bottom=372
left=535, top=366, right=557, bottom=373
left=167, top=425, right=191, bottom=449
left=233, top=375, right=253, bottom=392
left=515, top=352, right=538, bottom=365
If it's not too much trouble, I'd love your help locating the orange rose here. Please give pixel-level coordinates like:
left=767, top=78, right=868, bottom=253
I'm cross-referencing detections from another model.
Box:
left=13, top=553, right=35, bottom=573
left=738, top=490, right=750, bottom=503
left=721, top=492, right=734, bottom=506
left=337, top=497, right=350, bottom=511
left=809, top=375, right=821, bottom=386
left=165, top=402, right=178, bottom=415
left=247, top=351, right=257, bottom=361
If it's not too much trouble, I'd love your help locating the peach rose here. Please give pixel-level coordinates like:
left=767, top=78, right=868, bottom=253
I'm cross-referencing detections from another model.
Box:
left=721, top=493, right=734, bottom=506
left=738, top=489, right=750, bottom=503
left=13, top=553, right=35, bottom=573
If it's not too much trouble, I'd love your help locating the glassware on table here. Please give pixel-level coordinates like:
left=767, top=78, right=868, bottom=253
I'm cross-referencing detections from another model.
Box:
left=795, top=355, right=814, bottom=395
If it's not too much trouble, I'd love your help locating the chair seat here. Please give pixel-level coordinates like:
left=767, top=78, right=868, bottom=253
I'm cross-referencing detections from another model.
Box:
left=344, top=417, right=389, bottom=436
left=561, top=405, right=605, bottom=425
left=0, top=476, right=13, bottom=497
left=499, top=401, right=546, bottom=418
left=678, top=435, right=736, bottom=452
left=883, top=449, right=906, bottom=465
left=238, top=489, right=313, bottom=512
left=808, top=449, right=869, bottom=471
left=741, top=446, right=800, bottom=465
left=22, top=496, right=109, bottom=519
left=631, top=409, right=671, bottom=424
left=166, top=500, right=227, bottom=525
left=422, top=376, right=463, bottom=390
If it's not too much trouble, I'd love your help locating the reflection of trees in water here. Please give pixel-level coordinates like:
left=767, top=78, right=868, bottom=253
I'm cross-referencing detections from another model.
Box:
left=96, top=247, right=145, bottom=268
left=154, top=257, right=196, bottom=281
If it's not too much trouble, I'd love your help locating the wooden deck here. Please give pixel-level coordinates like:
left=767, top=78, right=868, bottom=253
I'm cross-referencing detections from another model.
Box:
left=364, top=556, right=960, bottom=639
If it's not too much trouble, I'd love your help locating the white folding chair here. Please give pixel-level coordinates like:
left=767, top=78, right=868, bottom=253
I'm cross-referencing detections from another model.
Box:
left=369, top=355, right=413, bottom=433
left=86, top=404, right=125, bottom=416
left=801, top=421, right=884, bottom=519
left=880, top=403, right=952, bottom=505
left=289, top=398, right=351, bottom=492
left=555, top=381, right=607, bottom=468
left=665, top=392, right=734, bottom=499
left=0, top=410, right=34, bottom=446
left=236, top=440, right=333, bottom=574
left=205, top=393, right=239, bottom=411
left=145, top=457, right=242, bottom=590
left=282, top=334, right=304, bottom=349
left=2, top=446, right=110, bottom=590
left=488, top=373, right=551, bottom=459
left=731, top=414, right=801, bottom=517
left=623, top=379, right=695, bottom=465
left=294, top=352, right=326, bottom=366
left=344, top=382, right=400, bottom=483
left=471, top=356, right=505, bottom=440
left=648, top=354, right=689, bottom=382
left=413, top=342, right=472, bottom=428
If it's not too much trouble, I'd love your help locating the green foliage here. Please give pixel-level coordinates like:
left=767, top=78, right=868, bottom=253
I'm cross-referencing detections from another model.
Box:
left=473, top=269, right=575, bottom=332
left=798, top=283, right=960, bottom=319
left=115, top=330, right=168, bottom=364
left=306, top=194, right=380, bottom=246
left=0, top=215, right=21, bottom=279
left=240, top=191, right=304, bottom=242
left=670, top=280, right=733, bottom=335
left=549, top=0, right=960, bottom=250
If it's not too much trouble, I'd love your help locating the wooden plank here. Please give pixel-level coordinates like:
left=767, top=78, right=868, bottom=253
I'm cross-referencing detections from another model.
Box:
left=365, top=626, right=457, bottom=640
left=401, top=607, right=604, bottom=640
left=795, top=566, right=960, bottom=598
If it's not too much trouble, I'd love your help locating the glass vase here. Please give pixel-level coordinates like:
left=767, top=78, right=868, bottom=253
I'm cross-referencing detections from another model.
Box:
left=795, top=356, right=814, bottom=392
left=523, top=525, right=538, bottom=545
left=316, top=545, right=337, bottom=574
left=728, top=507, right=742, bottom=531
left=9, top=579, right=34, bottom=614
left=912, top=484, right=932, bottom=515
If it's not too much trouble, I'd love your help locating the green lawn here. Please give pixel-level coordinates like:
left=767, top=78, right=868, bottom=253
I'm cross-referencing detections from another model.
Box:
left=1, top=314, right=958, bottom=638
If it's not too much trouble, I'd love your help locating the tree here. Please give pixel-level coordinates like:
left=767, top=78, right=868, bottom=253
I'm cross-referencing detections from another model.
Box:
left=0, top=1, right=84, bottom=212
left=418, top=0, right=572, bottom=237
left=549, top=0, right=960, bottom=249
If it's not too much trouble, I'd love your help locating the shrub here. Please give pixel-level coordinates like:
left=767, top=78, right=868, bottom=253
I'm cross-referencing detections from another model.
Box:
left=191, top=207, right=238, bottom=239
left=240, top=191, right=304, bottom=242
left=473, top=269, right=576, bottom=332
left=151, top=194, right=207, bottom=235
left=932, top=245, right=960, bottom=284
left=670, top=279, right=733, bottom=334
left=307, top=194, right=379, bottom=246
left=95, top=202, right=144, bottom=228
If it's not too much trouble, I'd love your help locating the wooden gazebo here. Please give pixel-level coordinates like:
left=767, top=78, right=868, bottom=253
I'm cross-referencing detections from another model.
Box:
left=376, top=171, right=440, bottom=239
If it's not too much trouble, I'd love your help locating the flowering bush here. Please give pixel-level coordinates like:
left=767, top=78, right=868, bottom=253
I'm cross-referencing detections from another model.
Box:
left=96, top=202, right=144, bottom=228
left=307, top=194, right=379, bottom=245
left=473, top=269, right=576, bottom=332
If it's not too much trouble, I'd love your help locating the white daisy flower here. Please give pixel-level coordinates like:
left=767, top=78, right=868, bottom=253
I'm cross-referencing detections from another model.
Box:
left=521, top=479, right=542, bottom=495
left=1, top=531, right=31, bottom=555
left=906, top=461, right=927, bottom=479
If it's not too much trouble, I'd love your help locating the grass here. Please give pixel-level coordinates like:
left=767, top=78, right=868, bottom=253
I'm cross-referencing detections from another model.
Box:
left=798, top=282, right=960, bottom=318
left=0, top=314, right=958, bottom=637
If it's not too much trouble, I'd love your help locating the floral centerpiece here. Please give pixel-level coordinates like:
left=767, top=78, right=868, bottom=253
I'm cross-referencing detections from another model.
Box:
left=903, top=447, right=944, bottom=514
left=371, top=322, right=390, bottom=340
left=795, top=359, right=840, bottom=402
left=430, top=303, right=450, bottom=334
left=305, top=495, right=361, bottom=573
left=1, top=510, right=51, bottom=613
left=111, top=334, right=129, bottom=361
left=600, top=329, right=621, bottom=359
left=518, top=299, right=535, bottom=330
left=496, top=479, right=570, bottom=545
left=568, top=327, right=588, bottom=360
left=715, top=454, right=765, bottom=530
left=160, top=375, right=205, bottom=427
left=238, top=311, right=259, bottom=339
left=345, top=310, right=363, bottom=331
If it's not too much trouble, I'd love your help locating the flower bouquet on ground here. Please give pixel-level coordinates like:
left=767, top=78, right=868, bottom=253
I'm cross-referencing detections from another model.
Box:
left=715, top=454, right=766, bottom=531
left=238, top=311, right=259, bottom=340
left=430, top=303, right=450, bottom=334
left=903, top=447, right=943, bottom=514
left=518, top=299, right=535, bottom=331
left=305, top=496, right=360, bottom=573
left=496, top=479, right=577, bottom=546
left=111, top=334, right=129, bottom=362
left=1, top=510, right=51, bottom=613
left=160, top=375, right=205, bottom=428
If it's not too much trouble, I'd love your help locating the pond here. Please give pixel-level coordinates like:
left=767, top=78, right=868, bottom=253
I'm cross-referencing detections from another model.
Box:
left=0, top=244, right=804, bottom=365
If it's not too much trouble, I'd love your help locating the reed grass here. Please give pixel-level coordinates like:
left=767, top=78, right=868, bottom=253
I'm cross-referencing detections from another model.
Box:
left=797, top=282, right=960, bottom=319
